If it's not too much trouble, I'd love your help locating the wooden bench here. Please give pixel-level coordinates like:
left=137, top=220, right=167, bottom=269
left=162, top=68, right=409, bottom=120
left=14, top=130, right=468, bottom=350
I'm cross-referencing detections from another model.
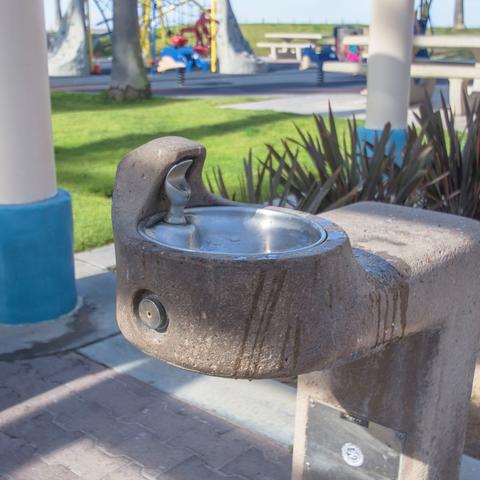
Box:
left=256, top=41, right=313, bottom=61
left=323, top=61, right=480, bottom=114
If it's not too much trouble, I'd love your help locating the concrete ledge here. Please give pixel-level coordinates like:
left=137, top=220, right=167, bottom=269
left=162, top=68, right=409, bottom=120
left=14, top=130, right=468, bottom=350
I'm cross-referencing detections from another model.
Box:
left=0, top=189, right=76, bottom=324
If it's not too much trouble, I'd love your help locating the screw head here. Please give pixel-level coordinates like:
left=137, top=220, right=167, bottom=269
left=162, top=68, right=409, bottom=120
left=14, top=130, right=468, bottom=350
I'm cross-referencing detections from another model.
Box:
left=138, top=295, right=168, bottom=332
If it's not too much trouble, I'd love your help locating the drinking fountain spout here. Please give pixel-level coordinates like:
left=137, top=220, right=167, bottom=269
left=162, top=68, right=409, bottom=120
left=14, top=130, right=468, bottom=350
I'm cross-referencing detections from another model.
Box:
left=164, top=159, right=193, bottom=225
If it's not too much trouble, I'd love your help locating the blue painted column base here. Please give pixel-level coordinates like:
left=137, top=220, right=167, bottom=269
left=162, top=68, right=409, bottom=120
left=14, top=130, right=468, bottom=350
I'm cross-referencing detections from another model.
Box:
left=358, top=127, right=408, bottom=167
left=0, top=189, right=77, bottom=324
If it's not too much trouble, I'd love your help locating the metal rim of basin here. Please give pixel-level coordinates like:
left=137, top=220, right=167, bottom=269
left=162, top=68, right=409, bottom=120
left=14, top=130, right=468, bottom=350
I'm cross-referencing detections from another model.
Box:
left=138, top=205, right=328, bottom=258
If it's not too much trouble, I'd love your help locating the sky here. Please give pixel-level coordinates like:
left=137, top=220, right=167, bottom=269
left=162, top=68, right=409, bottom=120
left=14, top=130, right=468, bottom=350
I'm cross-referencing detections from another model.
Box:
left=43, top=0, right=480, bottom=30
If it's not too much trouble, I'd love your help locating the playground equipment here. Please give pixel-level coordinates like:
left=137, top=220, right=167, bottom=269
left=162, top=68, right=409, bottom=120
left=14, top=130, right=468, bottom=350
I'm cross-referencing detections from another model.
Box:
left=113, top=136, right=480, bottom=479
left=48, top=0, right=261, bottom=78
left=139, top=0, right=213, bottom=75
left=48, top=0, right=110, bottom=76
left=215, top=0, right=266, bottom=74
left=299, top=26, right=365, bottom=85
left=156, top=0, right=266, bottom=78
left=300, top=45, right=338, bottom=84
left=178, top=8, right=211, bottom=47
left=416, top=0, right=434, bottom=36
left=156, top=4, right=212, bottom=81
left=48, top=0, right=90, bottom=76
left=157, top=44, right=210, bottom=83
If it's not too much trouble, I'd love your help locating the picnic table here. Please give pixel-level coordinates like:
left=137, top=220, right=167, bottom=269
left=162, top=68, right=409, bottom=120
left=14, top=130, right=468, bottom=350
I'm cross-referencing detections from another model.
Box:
left=343, top=34, right=480, bottom=92
left=258, top=32, right=333, bottom=61
left=264, top=32, right=326, bottom=41
left=325, top=34, right=480, bottom=114
left=342, top=34, right=480, bottom=53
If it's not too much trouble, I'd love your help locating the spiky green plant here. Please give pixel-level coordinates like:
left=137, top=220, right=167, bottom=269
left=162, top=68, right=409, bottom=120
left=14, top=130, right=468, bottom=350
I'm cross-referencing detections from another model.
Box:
left=417, top=93, right=480, bottom=218
left=208, top=107, right=433, bottom=214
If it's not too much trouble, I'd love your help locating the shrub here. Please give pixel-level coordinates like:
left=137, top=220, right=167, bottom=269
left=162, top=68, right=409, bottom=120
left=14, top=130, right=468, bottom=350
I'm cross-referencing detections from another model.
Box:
left=207, top=97, right=480, bottom=220
left=418, top=94, right=480, bottom=218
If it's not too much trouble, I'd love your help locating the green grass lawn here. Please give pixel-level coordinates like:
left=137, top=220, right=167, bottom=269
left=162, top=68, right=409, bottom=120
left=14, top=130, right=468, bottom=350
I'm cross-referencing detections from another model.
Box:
left=52, top=92, right=348, bottom=252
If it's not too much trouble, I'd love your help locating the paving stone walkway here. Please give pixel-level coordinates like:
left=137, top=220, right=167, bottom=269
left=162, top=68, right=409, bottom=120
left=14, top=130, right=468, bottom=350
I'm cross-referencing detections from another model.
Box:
left=0, top=352, right=291, bottom=480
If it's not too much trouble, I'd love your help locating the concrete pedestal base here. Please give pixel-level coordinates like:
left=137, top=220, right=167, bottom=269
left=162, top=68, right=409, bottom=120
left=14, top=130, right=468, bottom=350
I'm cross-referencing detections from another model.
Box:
left=293, top=326, right=479, bottom=479
left=358, top=127, right=407, bottom=166
left=0, top=189, right=77, bottom=324
left=289, top=202, right=480, bottom=480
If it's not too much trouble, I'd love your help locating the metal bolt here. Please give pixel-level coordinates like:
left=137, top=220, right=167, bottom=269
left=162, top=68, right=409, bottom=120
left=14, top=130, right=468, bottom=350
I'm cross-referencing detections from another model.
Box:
left=138, top=295, right=168, bottom=333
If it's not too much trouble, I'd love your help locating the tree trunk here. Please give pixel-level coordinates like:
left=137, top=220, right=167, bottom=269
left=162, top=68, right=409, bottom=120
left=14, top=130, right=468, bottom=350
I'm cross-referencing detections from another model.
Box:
left=54, top=0, right=63, bottom=30
left=454, top=0, right=465, bottom=29
left=108, top=0, right=151, bottom=100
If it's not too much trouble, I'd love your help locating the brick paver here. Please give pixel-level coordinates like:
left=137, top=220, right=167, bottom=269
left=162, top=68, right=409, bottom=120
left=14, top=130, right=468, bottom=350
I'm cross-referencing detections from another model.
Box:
left=222, top=447, right=292, bottom=480
left=0, top=352, right=291, bottom=480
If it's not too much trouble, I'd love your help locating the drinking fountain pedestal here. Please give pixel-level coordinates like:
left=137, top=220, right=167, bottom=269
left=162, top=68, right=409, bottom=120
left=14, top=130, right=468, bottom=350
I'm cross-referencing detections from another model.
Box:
left=293, top=202, right=480, bottom=480
left=113, top=138, right=480, bottom=480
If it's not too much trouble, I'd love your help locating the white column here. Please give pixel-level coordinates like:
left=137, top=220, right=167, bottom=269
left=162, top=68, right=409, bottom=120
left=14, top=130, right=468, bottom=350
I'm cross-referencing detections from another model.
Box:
left=0, top=1, right=57, bottom=204
left=366, top=0, right=415, bottom=130
left=472, top=48, right=480, bottom=93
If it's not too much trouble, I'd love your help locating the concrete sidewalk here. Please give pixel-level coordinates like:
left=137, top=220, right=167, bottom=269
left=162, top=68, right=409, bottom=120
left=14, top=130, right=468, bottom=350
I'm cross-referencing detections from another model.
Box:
left=1, top=243, right=479, bottom=479
left=221, top=83, right=450, bottom=124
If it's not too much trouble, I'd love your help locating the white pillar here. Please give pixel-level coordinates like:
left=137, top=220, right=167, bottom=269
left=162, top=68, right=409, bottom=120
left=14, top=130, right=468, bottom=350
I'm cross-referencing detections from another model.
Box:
left=365, top=0, right=415, bottom=130
left=0, top=1, right=57, bottom=204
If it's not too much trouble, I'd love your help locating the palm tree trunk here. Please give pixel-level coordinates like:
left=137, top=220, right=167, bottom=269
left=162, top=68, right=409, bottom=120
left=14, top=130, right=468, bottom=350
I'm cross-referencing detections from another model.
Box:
left=108, top=0, right=151, bottom=100
left=454, top=0, right=465, bottom=29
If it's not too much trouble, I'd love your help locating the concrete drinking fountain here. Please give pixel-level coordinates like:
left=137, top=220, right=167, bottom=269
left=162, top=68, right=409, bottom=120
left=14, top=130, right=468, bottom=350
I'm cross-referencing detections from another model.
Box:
left=113, top=137, right=480, bottom=480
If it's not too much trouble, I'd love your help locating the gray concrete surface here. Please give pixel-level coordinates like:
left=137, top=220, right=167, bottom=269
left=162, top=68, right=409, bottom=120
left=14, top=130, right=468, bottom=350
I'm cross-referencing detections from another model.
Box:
left=221, top=83, right=450, bottom=122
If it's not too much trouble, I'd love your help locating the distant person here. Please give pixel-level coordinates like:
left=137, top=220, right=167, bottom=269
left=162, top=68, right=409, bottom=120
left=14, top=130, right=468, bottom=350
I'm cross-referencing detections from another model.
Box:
left=345, top=45, right=361, bottom=63
left=344, top=31, right=361, bottom=63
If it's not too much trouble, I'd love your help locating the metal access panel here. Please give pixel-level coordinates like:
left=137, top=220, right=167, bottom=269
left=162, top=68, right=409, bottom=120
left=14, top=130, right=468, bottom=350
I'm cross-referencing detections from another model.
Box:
left=304, top=400, right=405, bottom=480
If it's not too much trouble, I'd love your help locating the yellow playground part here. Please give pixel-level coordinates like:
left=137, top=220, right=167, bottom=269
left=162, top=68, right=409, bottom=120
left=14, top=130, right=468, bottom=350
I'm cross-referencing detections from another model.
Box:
left=139, top=0, right=216, bottom=72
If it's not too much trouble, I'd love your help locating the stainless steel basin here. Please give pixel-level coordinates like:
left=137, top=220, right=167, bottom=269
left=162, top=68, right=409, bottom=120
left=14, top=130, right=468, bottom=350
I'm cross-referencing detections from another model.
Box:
left=139, top=206, right=328, bottom=256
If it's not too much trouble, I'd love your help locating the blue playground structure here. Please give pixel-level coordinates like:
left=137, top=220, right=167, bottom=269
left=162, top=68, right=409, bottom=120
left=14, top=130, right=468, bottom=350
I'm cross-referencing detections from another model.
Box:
left=301, top=45, right=338, bottom=85
left=158, top=43, right=210, bottom=84
left=159, top=45, right=210, bottom=72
